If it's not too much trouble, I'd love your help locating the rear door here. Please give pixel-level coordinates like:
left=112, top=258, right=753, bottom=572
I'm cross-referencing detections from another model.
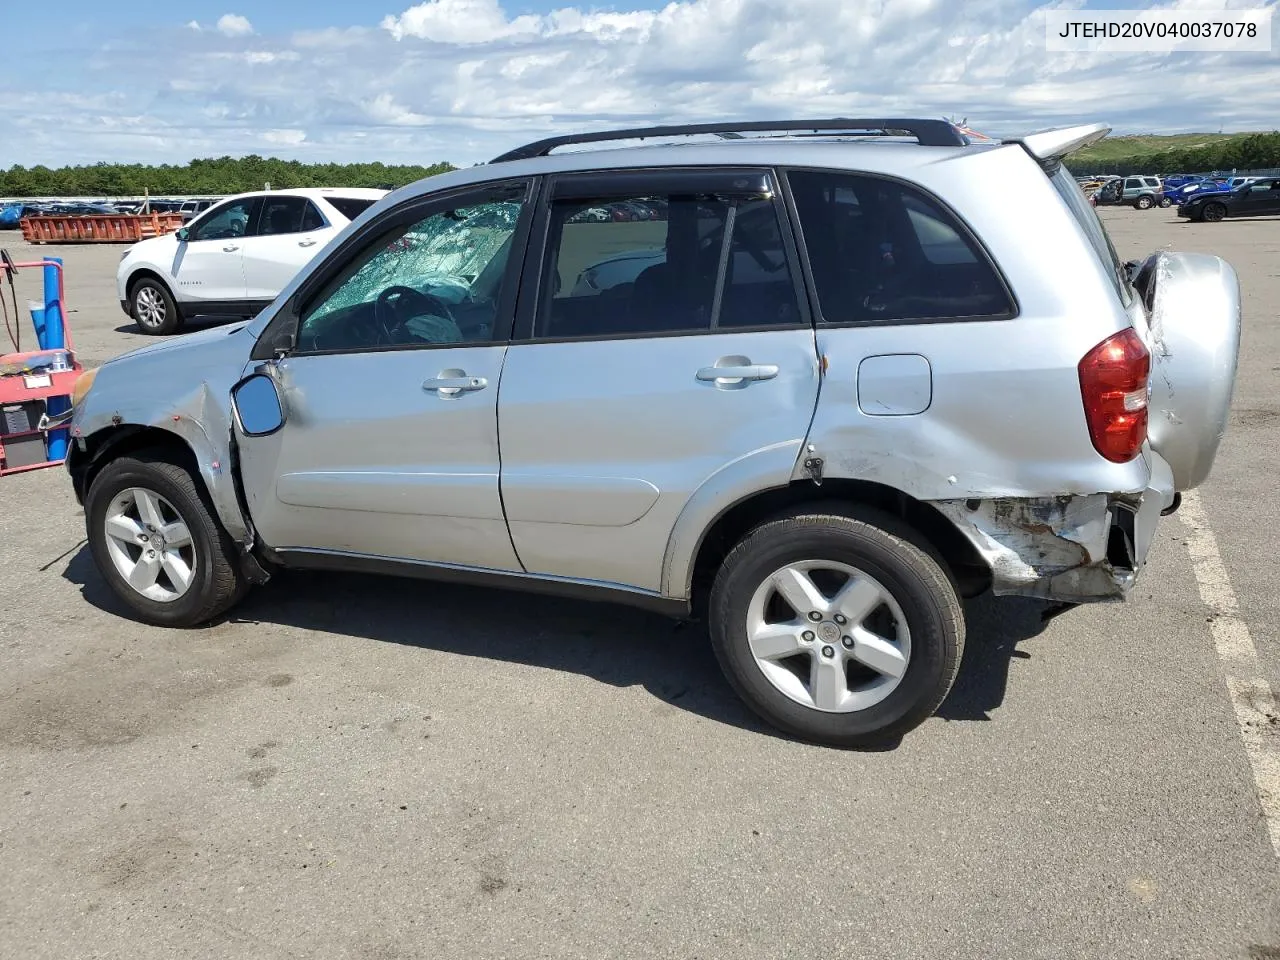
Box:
left=496, top=168, right=820, bottom=592
left=234, top=180, right=535, bottom=570
left=241, top=196, right=335, bottom=302
left=172, top=196, right=258, bottom=304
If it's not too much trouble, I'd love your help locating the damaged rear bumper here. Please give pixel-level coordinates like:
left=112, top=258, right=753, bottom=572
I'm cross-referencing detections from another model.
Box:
left=933, top=451, right=1176, bottom=603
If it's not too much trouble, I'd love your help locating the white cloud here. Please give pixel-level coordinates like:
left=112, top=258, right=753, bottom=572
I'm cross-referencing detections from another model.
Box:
left=186, top=20, right=202, bottom=32
left=216, top=14, right=254, bottom=38
left=262, top=128, right=308, bottom=145
left=2, top=0, right=1277, bottom=168
left=381, top=0, right=541, bottom=43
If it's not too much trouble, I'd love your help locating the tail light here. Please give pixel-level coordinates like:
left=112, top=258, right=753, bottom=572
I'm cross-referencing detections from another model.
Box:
left=1078, top=328, right=1150, bottom=463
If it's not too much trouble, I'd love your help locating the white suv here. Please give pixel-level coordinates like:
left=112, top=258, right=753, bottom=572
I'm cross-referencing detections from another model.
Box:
left=117, top=188, right=387, bottom=335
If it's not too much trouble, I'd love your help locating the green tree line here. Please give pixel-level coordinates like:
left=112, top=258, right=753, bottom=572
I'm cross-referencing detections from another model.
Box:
left=0, top=156, right=457, bottom=197
left=1073, top=131, right=1280, bottom=176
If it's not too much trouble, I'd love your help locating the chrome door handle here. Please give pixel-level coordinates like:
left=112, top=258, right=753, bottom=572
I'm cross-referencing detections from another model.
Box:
left=298, top=239, right=317, bottom=247
left=222, top=244, right=240, bottom=252
left=696, top=363, right=779, bottom=384
left=423, top=375, right=488, bottom=398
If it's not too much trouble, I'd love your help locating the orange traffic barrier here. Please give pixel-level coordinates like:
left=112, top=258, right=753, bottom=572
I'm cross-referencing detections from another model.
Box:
left=20, top=212, right=186, bottom=244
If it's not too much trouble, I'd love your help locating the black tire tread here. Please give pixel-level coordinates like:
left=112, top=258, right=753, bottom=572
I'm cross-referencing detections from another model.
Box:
left=709, top=508, right=964, bottom=747
left=86, top=452, right=246, bottom=626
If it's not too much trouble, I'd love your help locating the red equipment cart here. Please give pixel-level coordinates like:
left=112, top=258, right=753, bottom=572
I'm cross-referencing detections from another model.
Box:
left=0, top=258, right=84, bottom=475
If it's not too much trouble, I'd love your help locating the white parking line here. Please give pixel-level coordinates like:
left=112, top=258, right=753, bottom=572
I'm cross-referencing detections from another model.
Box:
left=1178, top=488, right=1280, bottom=856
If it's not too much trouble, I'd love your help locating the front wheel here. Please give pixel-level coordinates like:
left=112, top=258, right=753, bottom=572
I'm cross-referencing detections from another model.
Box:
left=86, top=454, right=247, bottom=626
left=129, top=277, right=183, bottom=336
left=708, top=510, right=964, bottom=747
left=1159, top=196, right=1172, bottom=208
left=1202, top=202, right=1227, bottom=222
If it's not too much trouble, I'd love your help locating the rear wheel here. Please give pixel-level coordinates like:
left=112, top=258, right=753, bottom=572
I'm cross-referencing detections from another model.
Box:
left=1202, top=202, right=1227, bottom=222
left=86, top=454, right=246, bottom=626
left=708, top=510, right=964, bottom=747
left=129, top=277, right=183, bottom=336
left=1135, top=195, right=1154, bottom=210
left=1159, top=196, right=1172, bottom=208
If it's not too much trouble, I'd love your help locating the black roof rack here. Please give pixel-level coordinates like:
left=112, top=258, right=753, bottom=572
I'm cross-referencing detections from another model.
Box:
left=490, top=118, right=968, bottom=163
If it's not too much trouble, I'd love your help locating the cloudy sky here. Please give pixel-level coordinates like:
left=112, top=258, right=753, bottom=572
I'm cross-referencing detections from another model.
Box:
left=0, top=0, right=1275, bottom=168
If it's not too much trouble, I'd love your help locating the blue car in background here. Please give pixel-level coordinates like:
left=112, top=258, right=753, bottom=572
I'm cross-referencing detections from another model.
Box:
left=1167, top=176, right=1257, bottom=205
left=0, top=203, right=28, bottom=228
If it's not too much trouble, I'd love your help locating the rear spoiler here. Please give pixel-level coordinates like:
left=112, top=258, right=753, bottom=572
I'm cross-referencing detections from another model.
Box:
left=1003, top=123, right=1111, bottom=168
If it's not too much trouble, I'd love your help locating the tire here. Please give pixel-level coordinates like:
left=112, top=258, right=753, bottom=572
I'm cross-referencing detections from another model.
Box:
left=1203, top=203, right=1227, bottom=223
left=85, top=453, right=247, bottom=626
left=1159, top=197, right=1172, bottom=208
left=129, top=276, right=183, bottom=336
left=1135, top=195, right=1154, bottom=210
left=708, top=509, right=964, bottom=747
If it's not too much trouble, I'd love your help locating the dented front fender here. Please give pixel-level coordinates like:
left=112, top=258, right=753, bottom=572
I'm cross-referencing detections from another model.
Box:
left=70, top=324, right=256, bottom=543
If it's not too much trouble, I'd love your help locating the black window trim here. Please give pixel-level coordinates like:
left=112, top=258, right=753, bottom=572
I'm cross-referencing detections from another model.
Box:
left=778, top=166, right=1021, bottom=329
left=251, top=178, right=537, bottom=361
left=510, top=164, right=814, bottom=346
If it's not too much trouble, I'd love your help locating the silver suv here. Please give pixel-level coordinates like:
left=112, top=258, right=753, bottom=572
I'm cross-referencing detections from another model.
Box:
left=65, top=119, right=1240, bottom=746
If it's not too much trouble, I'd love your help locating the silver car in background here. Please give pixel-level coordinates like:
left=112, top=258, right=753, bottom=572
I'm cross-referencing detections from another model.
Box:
left=65, top=118, right=1240, bottom=747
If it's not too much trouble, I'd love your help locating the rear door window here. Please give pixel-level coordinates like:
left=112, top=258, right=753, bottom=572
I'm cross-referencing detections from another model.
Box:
left=786, top=170, right=1014, bottom=323
left=256, top=196, right=314, bottom=236
left=532, top=174, right=803, bottom=339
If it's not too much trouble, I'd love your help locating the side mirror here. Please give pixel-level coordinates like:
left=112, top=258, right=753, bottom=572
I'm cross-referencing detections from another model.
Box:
left=231, top=373, right=285, bottom=437
left=175, top=227, right=189, bottom=242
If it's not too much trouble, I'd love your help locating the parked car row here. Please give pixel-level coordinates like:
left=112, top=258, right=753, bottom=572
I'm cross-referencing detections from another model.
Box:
left=0, top=200, right=120, bottom=227
left=0, top=197, right=224, bottom=228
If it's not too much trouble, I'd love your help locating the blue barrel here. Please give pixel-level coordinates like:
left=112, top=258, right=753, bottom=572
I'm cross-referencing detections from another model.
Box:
left=41, top=258, right=70, bottom=460
left=42, top=258, right=63, bottom=350
left=29, top=302, right=46, bottom=348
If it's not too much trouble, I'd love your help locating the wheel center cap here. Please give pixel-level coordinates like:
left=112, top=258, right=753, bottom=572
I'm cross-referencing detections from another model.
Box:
left=817, top=621, right=841, bottom=643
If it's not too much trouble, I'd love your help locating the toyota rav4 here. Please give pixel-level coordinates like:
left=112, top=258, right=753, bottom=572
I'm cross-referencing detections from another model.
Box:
left=68, top=119, right=1240, bottom=746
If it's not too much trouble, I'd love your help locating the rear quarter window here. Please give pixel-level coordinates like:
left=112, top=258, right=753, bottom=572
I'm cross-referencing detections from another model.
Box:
left=786, top=170, right=1014, bottom=323
left=1049, top=165, right=1133, bottom=307
left=326, top=197, right=378, bottom=220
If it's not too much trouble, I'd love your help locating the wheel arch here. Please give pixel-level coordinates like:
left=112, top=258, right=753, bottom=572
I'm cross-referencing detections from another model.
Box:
left=69, top=422, right=250, bottom=544
left=676, top=478, right=993, bottom=614
left=125, top=268, right=181, bottom=310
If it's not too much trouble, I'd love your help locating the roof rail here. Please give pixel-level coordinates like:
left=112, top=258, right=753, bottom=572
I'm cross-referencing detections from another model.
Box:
left=490, top=118, right=969, bottom=163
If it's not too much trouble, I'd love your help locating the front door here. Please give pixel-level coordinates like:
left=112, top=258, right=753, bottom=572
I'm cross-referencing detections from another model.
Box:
left=1237, top=180, right=1280, bottom=217
left=241, top=195, right=336, bottom=303
left=172, top=196, right=258, bottom=304
left=234, top=180, right=535, bottom=570
left=496, top=169, right=820, bottom=592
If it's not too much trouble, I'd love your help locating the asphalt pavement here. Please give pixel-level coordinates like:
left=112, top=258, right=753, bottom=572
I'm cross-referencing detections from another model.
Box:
left=1, top=207, right=1278, bottom=959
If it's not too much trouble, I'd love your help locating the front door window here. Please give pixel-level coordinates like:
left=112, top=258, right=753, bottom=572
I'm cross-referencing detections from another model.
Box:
left=296, top=187, right=527, bottom=353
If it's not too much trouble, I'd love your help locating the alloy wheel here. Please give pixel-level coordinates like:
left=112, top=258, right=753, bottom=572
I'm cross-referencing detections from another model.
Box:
left=103, top=486, right=197, bottom=602
left=134, top=286, right=167, bottom=328
left=745, top=560, right=911, bottom=713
